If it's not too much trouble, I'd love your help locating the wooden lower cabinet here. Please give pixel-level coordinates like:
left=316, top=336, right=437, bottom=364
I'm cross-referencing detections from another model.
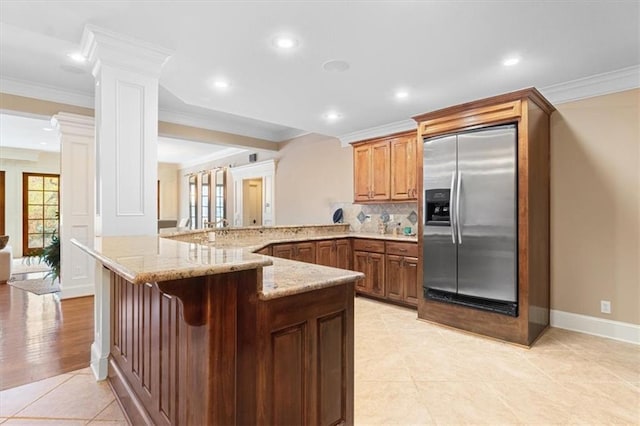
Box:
left=108, top=270, right=355, bottom=426
left=385, top=254, right=418, bottom=307
left=272, top=242, right=316, bottom=263
left=354, top=240, right=418, bottom=308
left=353, top=250, right=385, bottom=297
left=258, top=283, right=354, bottom=425
left=268, top=238, right=418, bottom=308
left=316, top=239, right=352, bottom=270
left=255, top=245, right=271, bottom=255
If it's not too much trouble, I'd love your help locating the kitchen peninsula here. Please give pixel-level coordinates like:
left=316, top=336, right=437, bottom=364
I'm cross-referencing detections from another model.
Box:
left=73, top=225, right=365, bottom=426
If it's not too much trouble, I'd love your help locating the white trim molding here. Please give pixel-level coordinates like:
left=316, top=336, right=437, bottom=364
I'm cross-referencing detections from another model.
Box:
left=540, top=65, right=640, bottom=105
left=550, top=309, right=640, bottom=345
left=228, top=159, right=276, bottom=227
left=338, top=119, right=417, bottom=147
left=0, top=77, right=94, bottom=108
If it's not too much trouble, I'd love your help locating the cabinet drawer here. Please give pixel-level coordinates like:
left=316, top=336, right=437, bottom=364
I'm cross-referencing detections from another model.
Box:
left=352, top=239, right=385, bottom=253
left=385, top=241, right=418, bottom=257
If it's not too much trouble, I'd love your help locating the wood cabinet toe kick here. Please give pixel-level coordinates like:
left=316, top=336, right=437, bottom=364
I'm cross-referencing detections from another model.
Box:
left=107, top=267, right=356, bottom=426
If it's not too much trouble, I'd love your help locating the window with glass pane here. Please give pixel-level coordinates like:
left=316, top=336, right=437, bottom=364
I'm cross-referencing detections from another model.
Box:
left=201, top=172, right=210, bottom=227
left=189, top=175, right=197, bottom=229
left=214, top=169, right=226, bottom=227
left=23, top=173, right=59, bottom=256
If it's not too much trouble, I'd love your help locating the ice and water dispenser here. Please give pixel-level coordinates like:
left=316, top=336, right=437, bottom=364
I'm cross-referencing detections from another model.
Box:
left=425, top=189, right=451, bottom=226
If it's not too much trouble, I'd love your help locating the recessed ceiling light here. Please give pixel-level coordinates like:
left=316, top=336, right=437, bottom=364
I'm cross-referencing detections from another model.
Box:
left=42, top=127, right=53, bottom=132
left=395, top=90, right=409, bottom=99
left=324, top=111, right=342, bottom=121
left=322, top=60, right=350, bottom=73
left=274, top=36, right=298, bottom=49
left=40, top=142, right=47, bottom=145
left=503, top=57, right=520, bottom=67
left=67, top=52, right=86, bottom=63
left=213, top=80, right=231, bottom=89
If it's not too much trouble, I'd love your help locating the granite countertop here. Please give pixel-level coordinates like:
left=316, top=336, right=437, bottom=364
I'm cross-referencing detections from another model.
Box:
left=71, top=236, right=273, bottom=285
left=72, top=227, right=417, bottom=300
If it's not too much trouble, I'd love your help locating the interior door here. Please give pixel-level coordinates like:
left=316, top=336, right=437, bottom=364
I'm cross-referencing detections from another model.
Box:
left=456, top=125, right=517, bottom=302
left=243, top=178, right=263, bottom=226
left=423, top=134, right=457, bottom=294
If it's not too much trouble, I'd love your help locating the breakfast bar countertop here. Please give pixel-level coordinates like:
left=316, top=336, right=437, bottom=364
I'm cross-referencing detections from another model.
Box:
left=72, top=229, right=366, bottom=300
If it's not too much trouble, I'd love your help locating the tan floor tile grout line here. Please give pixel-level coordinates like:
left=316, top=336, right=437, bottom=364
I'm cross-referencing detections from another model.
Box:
left=11, top=373, right=76, bottom=418
left=86, top=397, right=119, bottom=424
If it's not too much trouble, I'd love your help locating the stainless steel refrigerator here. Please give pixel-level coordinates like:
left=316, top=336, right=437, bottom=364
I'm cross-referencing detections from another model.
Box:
left=422, top=124, right=518, bottom=316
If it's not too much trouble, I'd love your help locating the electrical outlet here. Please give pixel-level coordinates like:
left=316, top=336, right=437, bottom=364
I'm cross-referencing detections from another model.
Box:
left=600, top=300, right=611, bottom=314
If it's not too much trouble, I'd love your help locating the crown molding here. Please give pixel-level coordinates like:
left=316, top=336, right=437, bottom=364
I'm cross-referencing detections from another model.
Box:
left=81, top=24, right=173, bottom=78
left=0, top=77, right=94, bottom=109
left=51, top=112, right=95, bottom=138
left=337, top=66, right=640, bottom=146
left=178, top=147, right=247, bottom=169
left=338, top=119, right=417, bottom=146
left=539, top=65, right=640, bottom=105
left=158, top=108, right=282, bottom=142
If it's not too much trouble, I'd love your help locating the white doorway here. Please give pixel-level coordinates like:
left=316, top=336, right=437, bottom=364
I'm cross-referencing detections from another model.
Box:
left=228, top=159, right=276, bottom=227
left=242, top=178, right=263, bottom=226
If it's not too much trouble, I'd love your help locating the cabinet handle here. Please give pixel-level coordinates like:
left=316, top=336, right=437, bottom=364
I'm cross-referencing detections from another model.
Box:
left=398, top=248, right=407, bottom=253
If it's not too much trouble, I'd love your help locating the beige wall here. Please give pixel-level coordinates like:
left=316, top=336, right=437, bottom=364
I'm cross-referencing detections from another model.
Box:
left=551, top=89, right=639, bottom=324
left=0, top=149, right=61, bottom=256
left=275, top=134, right=353, bottom=225
left=158, top=163, right=179, bottom=220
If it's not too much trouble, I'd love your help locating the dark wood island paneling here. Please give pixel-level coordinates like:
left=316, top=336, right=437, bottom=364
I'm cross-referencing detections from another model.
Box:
left=107, top=268, right=354, bottom=426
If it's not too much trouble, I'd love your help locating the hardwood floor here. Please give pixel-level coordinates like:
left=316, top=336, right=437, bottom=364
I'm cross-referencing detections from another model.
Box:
left=0, top=278, right=94, bottom=390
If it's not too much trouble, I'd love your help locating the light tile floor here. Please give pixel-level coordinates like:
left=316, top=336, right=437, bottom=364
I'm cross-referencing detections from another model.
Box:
left=1, top=297, right=638, bottom=425
left=0, top=368, right=126, bottom=425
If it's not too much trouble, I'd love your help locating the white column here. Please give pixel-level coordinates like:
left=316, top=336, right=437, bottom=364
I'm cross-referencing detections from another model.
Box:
left=52, top=113, right=96, bottom=300
left=81, top=25, right=172, bottom=380
left=82, top=24, right=172, bottom=236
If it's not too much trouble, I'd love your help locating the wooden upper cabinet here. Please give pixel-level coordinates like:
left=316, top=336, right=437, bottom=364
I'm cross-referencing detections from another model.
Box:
left=352, top=131, right=417, bottom=203
left=353, top=140, right=390, bottom=202
left=369, top=141, right=391, bottom=200
left=390, top=135, right=418, bottom=200
left=353, top=145, right=373, bottom=202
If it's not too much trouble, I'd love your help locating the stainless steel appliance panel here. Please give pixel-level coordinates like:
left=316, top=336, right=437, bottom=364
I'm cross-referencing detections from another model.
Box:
left=423, top=134, right=457, bottom=294
left=456, top=126, right=517, bottom=302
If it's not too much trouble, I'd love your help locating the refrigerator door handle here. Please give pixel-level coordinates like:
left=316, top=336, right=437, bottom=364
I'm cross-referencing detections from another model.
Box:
left=456, top=170, right=463, bottom=244
left=450, top=171, right=456, bottom=244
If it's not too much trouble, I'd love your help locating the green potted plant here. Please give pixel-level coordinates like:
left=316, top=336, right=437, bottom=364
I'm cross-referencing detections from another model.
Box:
left=41, top=215, right=61, bottom=283
left=41, top=232, right=60, bottom=283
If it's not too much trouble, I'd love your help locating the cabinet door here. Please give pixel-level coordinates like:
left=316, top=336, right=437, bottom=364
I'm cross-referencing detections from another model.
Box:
left=316, top=240, right=335, bottom=267
left=391, top=135, right=418, bottom=200
left=256, top=246, right=272, bottom=256
left=353, top=145, right=372, bottom=202
left=272, top=243, right=294, bottom=260
left=353, top=251, right=370, bottom=293
left=403, top=257, right=419, bottom=307
left=335, top=239, right=352, bottom=270
left=370, top=141, right=390, bottom=200
left=294, top=242, right=316, bottom=264
left=385, top=254, right=404, bottom=302
left=369, top=252, right=385, bottom=296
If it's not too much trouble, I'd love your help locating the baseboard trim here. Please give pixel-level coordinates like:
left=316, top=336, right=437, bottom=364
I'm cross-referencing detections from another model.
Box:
left=60, top=283, right=94, bottom=299
left=550, top=309, right=640, bottom=345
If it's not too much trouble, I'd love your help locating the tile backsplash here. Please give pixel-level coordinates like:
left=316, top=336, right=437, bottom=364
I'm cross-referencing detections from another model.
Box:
left=330, top=202, right=419, bottom=235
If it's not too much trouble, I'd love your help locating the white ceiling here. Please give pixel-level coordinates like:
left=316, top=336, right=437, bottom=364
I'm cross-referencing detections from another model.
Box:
left=0, top=112, right=246, bottom=165
left=0, top=2, right=638, bottom=141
